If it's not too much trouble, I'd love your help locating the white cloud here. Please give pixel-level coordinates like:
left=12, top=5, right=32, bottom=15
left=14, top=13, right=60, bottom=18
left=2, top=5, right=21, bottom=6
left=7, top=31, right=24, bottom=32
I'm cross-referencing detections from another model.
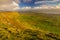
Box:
left=0, top=0, right=20, bottom=11
left=21, top=6, right=32, bottom=10
left=35, top=0, right=59, bottom=4
left=23, top=0, right=32, bottom=2
left=0, top=1, right=20, bottom=11
left=53, top=0, right=59, bottom=1
left=34, top=0, right=60, bottom=9
left=0, top=0, right=20, bottom=4
left=33, top=4, right=60, bottom=9
left=14, top=0, right=20, bottom=3
left=33, top=6, right=49, bottom=9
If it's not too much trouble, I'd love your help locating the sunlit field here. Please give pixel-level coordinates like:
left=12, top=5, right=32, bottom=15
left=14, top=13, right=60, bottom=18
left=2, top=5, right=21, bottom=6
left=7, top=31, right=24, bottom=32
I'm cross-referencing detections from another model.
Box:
left=0, top=11, right=60, bottom=40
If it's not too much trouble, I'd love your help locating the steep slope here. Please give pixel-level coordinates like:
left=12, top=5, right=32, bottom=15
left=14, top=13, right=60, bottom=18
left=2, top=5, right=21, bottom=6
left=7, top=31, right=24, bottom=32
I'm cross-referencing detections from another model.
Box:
left=18, top=12, right=60, bottom=35
left=0, top=11, right=60, bottom=40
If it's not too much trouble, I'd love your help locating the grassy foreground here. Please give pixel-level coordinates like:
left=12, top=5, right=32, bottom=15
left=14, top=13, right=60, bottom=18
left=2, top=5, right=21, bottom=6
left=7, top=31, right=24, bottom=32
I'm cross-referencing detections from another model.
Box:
left=0, top=11, right=60, bottom=40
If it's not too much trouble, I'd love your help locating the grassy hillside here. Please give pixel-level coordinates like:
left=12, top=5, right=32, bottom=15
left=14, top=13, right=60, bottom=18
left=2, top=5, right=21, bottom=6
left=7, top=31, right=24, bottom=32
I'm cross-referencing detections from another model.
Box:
left=18, top=12, right=60, bottom=34
left=0, top=11, right=60, bottom=40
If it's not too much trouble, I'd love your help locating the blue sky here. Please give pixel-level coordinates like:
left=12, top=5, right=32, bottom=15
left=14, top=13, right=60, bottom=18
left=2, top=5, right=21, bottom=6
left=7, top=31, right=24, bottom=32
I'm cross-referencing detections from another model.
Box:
left=19, top=0, right=60, bottom=7
left=19, top=0, right=35, bottom=7
left=0, top=0, right=60, bottom=10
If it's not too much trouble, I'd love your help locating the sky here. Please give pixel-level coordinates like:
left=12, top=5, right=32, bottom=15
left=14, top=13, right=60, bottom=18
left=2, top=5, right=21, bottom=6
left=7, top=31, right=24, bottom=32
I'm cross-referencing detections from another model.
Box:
left=0, top=0, right=60, bottom=11
left=19, top=0, right=60, bottom=7
left=19, top=0, right=60, bottom=10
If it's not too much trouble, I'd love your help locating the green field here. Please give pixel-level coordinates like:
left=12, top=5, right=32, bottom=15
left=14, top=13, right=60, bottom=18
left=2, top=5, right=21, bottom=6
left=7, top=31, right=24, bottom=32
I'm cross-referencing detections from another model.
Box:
left=19, top=12, right=60, bottom=34
left=0, top=12, right=60, bottom=40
